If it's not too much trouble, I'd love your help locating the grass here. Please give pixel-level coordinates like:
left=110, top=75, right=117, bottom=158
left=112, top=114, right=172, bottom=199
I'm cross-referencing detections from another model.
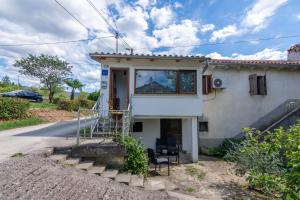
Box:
left=185, top=165, right=206, bottom=181
left=0, top=117, right=44, bottom=131
left=11, top=152, right=27, bottom=158
left=186, top=187, right=195, bottom=192
left=30, top=102, right=58, bottom=109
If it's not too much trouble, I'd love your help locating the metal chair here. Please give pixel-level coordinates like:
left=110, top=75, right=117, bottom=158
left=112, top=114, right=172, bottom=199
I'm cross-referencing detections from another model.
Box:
left=147, top=148, right=170, bottom=176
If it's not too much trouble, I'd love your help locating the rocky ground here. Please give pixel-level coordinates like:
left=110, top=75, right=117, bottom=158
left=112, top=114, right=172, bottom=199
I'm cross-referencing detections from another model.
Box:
left=0, top=154, right=175, bottom=200
left=29, top=109, right=77, bottom=122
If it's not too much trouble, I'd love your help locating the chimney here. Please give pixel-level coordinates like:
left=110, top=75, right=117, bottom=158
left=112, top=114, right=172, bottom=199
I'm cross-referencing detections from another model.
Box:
left=287, top=44, right=300, bottom=61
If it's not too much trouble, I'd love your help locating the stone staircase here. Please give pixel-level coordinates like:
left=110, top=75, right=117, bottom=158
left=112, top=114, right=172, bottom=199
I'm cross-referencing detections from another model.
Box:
left=48, top=153, right=177, bottom=191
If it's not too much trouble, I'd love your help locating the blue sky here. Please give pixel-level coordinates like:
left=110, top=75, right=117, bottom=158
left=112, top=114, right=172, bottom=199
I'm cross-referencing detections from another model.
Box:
left=0, top=0, right=299, bottom=91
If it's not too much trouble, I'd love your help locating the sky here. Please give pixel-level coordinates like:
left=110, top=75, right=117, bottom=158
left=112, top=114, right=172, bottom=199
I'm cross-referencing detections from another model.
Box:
left=0, top=0, right=299, bottom=92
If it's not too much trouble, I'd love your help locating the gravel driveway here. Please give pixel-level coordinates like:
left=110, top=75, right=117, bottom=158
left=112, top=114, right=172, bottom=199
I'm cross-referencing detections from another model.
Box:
left=0, top=154, right=175, bottom=200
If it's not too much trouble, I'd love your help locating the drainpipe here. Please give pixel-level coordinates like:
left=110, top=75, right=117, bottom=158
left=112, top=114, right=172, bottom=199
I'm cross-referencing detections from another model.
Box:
left=202, top=58, right=210, bottom=74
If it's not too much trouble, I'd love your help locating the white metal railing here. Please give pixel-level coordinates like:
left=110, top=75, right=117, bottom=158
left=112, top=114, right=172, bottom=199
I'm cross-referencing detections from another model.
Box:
left=76, top=95, right=132, bottom=145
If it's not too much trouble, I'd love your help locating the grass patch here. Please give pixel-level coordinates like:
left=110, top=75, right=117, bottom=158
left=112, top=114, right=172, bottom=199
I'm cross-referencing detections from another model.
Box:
left=30, top=102, right=58, bottom=109
left=11, top=152, right=27, bottom=158
left=186, top=187, right=195, bottom=192
left=0, top=117, right=44, bottom=131
left=185, top=165, right=206, bottom=181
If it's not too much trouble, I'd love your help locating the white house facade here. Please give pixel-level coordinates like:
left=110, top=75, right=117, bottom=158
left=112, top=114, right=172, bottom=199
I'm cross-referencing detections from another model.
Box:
left=90, top=44, right=300, bottom=161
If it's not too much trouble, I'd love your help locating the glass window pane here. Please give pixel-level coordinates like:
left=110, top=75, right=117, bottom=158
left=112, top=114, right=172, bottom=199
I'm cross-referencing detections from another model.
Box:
left=179, top=71, right=196, bottom=94
left=135, top=70, right=177, bottom=94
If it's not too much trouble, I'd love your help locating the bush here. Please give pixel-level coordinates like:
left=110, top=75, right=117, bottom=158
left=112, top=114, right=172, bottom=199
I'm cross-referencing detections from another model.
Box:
left=226, top=123, right=300, bottom=199
left=208, top=138, right=242, bottom=158
left=57, top=99, right=78, bottom=111
left=87, top=91, right=100, bottom=101
left=122, top=135, right=148, bottom=175
left=0, top=97, right=30, bottom=120
left=57, top=99, right=94, bottom=111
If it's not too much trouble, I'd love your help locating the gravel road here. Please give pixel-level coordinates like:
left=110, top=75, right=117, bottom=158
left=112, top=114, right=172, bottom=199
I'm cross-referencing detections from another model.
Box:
left=0, top=154, right=175, bottom=200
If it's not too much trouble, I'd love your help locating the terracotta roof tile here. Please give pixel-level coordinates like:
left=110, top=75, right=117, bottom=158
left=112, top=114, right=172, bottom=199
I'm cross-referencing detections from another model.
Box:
left=210, top=59, right=300, bottom=65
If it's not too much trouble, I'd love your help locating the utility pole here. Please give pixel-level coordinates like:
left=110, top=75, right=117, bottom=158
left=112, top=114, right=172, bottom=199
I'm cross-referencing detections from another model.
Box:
left=115, top=32, right=119, bottom=53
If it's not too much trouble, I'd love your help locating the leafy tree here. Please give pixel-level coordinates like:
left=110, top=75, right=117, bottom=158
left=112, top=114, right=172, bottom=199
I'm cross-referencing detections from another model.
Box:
left=1, top=75, right=11, bottom=85
left=14, top=54, right=72, bottom=103
left=87, top=90, right=100, bottom=101
left=64, top=78, right=84, bottom=100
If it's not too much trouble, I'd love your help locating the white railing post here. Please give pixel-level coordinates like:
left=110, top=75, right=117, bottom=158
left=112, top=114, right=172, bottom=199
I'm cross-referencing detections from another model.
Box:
left=76, top=109, right=81, bottom=145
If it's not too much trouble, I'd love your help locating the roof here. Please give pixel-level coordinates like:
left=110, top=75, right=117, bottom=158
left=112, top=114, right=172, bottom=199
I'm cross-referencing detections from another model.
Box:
left=210, top=59, right=300, bottom=66
left=90, top=52, right=206, bottom=61
left=288, top=44, right=300, bottom=52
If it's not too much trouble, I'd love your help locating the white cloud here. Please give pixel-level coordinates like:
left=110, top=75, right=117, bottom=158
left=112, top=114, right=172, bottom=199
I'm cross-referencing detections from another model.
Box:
left=242, top=0, right=288, bottom=31
left=174, top=2, right=183, bottom=8
left=150, top=6, right=174, bottom=28
left=232, top=48, right=286, bottom=60
left=297, top=14, right=300, bottom=20
left=200, top=24, right=215, bottom=33
left=136, top=0, right=156, bottom=9
left=209, top=25, right=243, bottom=42
left=207, top=48, right=287, bottom=60
left=153, top=20, right=200, bottom=54
left=82, top=70, right=101, bottom=81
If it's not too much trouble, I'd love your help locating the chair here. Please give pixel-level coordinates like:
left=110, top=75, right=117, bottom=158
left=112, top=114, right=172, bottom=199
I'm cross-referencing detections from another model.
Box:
left=155, top=138, right=167, bottom=154
left=147, top=148, right=170, bottom=176
left=167, top=136, right=180, bottom=164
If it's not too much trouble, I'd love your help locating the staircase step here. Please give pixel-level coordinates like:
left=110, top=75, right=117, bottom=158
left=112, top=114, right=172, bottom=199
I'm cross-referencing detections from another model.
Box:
left=87, top=166, right=106, bottom=175
left=115, top=173, right=131, bottom=184
left=101, top=169, right=119, bottom=179
left=75, top=162, right=94, bottom=170
left=62, top=158, right=80, bottom=166
left=49, top=154, right=67, bottom=163
left=129, top=175, right=144, bottom=187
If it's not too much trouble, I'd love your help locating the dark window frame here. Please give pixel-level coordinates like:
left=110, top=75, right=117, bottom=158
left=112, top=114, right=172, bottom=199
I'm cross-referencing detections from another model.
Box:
left=133, top=122, right=143, bottom=132
left=199, top=121, right=208, bottom=132
left=249, top=74, right=267, bottom=96
left=202, top=75, right=213, bottom=95
left=134, top=69, right=197, bottom=95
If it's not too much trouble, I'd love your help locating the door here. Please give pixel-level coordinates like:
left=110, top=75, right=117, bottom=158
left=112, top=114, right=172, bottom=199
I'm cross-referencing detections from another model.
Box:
left=160, top=119, right=182, bottom=145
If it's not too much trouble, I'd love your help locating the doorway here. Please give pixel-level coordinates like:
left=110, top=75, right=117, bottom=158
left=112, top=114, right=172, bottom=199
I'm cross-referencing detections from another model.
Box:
left=160, top=119, right=182, bottom=145
left=109, top=68, right=129, bottom=110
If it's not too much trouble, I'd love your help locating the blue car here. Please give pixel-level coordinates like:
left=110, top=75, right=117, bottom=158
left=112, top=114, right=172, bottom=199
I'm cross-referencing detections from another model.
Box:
left=2, top=90, right=43, bottom=102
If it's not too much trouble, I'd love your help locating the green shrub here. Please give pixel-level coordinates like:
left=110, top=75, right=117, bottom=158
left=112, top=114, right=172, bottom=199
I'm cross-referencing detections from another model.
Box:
left=87, top=91, right=100, bottom=101
left=226, top=123, right=300, bottom=198
left=208, top=138, right=242, bottom=158
left=122, top=135, right=148, bottom=175
left=0, top=97, right=30, bottom=120
left=77, top=99, right=94, bottom=109
left=57, top=99, right=78, bottom=111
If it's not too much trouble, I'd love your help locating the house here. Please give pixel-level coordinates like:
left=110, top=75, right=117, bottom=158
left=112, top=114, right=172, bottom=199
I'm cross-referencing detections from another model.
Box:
left=90, top=44, right=300, bottom=162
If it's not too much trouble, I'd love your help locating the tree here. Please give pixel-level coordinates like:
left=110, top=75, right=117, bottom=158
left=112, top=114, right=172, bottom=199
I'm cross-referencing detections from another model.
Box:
left=14, top=54, right=72, bottom=103
left=64, top=78, right=84, bottom=100
left=1, top=75, right=11, bottom=85
left=87, top=90, right=100, bottom=101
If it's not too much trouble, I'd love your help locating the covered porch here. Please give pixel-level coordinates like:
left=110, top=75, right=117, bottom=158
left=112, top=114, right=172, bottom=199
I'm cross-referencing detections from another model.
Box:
left=132, top=117, right=199, bottom=162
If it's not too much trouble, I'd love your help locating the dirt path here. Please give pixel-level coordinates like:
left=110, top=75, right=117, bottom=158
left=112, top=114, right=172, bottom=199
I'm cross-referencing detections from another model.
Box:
left=0, top=154, right=175, bottom=200
left=159, top=155, right=261, bottom=199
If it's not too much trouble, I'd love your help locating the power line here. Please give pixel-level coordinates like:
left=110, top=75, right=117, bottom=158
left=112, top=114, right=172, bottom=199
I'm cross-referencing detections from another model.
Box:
left=54, top=0, right=89, bottom=31
left=134, top=34, right=300, bottom=51
left=0, top=35, right=115, bottom=47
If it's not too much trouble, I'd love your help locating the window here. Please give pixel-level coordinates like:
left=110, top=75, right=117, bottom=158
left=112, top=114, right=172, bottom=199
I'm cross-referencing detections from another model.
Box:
left=199, top=122, right=208, bottom=132
left=202, top=75, right=212, bottom=95
left=249, top=74, right=267, bottom=95
left=133, top=122, right=143, bottom=132
left=135, top=70, right=197, bottom=94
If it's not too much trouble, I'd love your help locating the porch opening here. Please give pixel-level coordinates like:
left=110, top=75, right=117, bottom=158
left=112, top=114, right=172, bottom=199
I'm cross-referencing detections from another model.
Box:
left=160, top=119, right=182, bottom=147
left=109, top=68, right=129, bottom=110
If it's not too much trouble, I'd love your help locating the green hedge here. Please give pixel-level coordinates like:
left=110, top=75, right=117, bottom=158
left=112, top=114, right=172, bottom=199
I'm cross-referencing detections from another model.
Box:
left=0, top=97, right=30, bottom=120
left=57, top=99, right=94, bottom=111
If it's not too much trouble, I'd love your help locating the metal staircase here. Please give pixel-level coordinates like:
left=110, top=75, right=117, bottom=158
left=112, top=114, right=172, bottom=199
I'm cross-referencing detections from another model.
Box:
left=76, top=95, right=132, bottom=144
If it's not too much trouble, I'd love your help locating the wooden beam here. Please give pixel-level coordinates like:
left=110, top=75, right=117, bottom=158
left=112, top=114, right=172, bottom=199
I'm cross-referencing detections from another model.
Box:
left=150, top=58, right=155, bottom=62
left=126, top=58, right=131, bottom=61
left=175, top=59, right=181, bottom=62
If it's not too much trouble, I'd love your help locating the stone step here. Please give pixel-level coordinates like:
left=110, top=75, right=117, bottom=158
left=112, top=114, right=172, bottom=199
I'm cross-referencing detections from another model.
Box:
left=49, top=154, right=68, bottom=163
left=167, top=191, right=200, bottom=200
left=129, top=175, right=144, bottom=187
left=101, top=169, right=119, bottom=179
left=115, top=173, right=131, bottom=184
left=87, top=166, right=106, bottom=175
left=144, top=177, right=178, bottom=191
left=75, top=162, right=94, bottom=170
left=62, top=158, right=80, bottom=166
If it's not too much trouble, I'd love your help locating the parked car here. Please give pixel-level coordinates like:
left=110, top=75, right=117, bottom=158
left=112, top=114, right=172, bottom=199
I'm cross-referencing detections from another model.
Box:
left=1, top=90, right=43, bottom=102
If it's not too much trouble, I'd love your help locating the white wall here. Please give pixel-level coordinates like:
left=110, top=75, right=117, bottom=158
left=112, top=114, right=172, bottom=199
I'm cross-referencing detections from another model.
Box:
left=201, top=67, right=300, bottom=148
left=100, top=58, right=203, bottom=117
